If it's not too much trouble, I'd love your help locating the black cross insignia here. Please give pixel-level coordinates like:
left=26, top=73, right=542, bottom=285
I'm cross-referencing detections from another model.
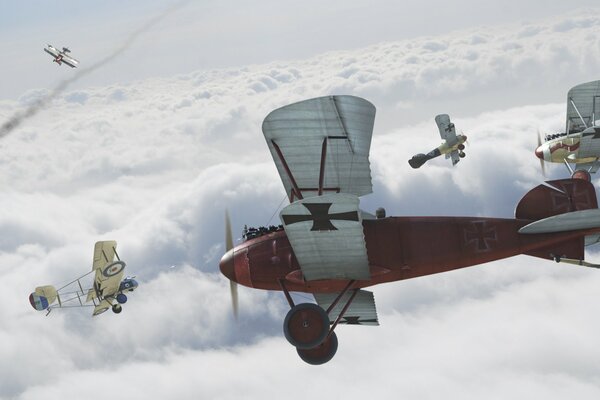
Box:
left=464, top=221, right=497, bottom=252
left=282, top=203, right=359, bottom=231
left=551, top=182, right=593, bottom=213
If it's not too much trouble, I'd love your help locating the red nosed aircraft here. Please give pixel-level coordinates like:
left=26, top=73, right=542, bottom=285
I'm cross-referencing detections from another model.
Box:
left=220, top=95, right=600, bottom=365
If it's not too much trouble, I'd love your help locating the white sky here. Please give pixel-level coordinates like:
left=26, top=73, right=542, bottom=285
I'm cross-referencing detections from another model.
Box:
left=2, top=1, right=600, bottom=399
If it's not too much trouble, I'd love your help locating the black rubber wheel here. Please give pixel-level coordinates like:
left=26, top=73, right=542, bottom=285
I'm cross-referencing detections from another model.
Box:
left=459, top=151, right=466, bottom=158
left=112, top=304, right=122, bottom=314
left=458, top=144, right=465, bottom=150
left=297, top=331, right=339, bottom=365
left=283, top=303, right=330, bottom=350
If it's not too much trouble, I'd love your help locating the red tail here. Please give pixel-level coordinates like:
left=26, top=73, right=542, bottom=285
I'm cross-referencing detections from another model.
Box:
left=516, top=178, right=597, bottom=261
left=515, top=178, right=597, bottom=221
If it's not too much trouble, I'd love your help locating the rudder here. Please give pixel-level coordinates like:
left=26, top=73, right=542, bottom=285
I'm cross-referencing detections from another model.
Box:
left=515, top=178, right=597, bottom=221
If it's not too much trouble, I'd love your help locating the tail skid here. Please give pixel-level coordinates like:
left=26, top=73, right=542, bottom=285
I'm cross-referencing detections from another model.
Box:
left=552, top=256, right=600, bottom=269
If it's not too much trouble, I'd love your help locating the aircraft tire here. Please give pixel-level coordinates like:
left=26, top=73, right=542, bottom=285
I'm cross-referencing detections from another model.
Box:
left=116, top=293, right=128, bottom=304
left=459, top=151, right=466, bottom=158
left=572, top=169, right=591, bottom=181
left=283, top=303, right=330, bottom=350
left=297, top=331, right=338, bottom=365
left=112, top=304, right=122, bottom=314
left=458, top=144, right=465, bottom=150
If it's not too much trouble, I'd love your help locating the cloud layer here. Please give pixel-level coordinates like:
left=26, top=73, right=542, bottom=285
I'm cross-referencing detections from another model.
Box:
left=2, top=9, right=600, bottom=400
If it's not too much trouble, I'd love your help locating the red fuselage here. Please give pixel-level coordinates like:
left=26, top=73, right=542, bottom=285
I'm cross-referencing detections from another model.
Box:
left=220, top=216, right=591, bottom=293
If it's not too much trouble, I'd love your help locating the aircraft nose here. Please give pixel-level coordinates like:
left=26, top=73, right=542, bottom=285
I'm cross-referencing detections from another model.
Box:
left=535, top=145, right=544, bottom=159
left=219, top=249, right=236, bottom=282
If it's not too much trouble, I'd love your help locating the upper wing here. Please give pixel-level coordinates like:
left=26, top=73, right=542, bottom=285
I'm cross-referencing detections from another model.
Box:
left=566, top=80, right=600, bottom=134
left=435, top=114, right=458, bottom=146
left=60, top=55, right=79, bottom=68
left=262, top=95, right=375, bottom=202
left=280, top=193, right=370, bottom=281
left=90, top=240, right=125, bottom=299
left=44, top=47, right=59, bottom=58
left=314, top=290, right=379, bottom=326
left=92, top=241, right=118, bottom=271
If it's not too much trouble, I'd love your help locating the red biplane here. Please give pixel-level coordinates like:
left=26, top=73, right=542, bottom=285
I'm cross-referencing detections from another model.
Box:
left=220, top=95, right=600, bottom=365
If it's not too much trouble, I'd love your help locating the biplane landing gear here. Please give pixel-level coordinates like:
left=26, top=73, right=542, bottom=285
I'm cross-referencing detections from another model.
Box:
left=279, top=279, right=358, bottom=365
left=283, top=303, right=329, bottom=349
left=116, top=293, right=128, bottom=304
left=112, top=304, right=122, bottom=314
left=297, top=331, right=338, bottom=365
left=458, top=144, right=465, bottom=150
left=459, top=151, right=466, bottom=158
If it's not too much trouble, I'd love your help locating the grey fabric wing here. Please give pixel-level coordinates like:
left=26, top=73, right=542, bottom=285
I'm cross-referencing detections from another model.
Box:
left=280, top=193, right=370, bottom=281
left=435, top=114, right=457, bottom=146
left=263, top=95, right=375, bottom=202
left=450, top=149, right=460, bottom=165
left=566, top=80, right=600, bottom=134
left=314, top=290, right=379, bottom=326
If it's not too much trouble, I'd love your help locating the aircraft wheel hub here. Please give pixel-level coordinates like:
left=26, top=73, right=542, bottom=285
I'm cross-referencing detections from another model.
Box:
left=283, top=303, right=329, bottom=350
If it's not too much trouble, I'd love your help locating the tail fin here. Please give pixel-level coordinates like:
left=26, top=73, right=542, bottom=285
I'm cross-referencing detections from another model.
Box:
left=515, top=178, right=597, bottom=221
left=517, top=178, right=598, bottom=262
left=29, top=285, right=58, bottom=311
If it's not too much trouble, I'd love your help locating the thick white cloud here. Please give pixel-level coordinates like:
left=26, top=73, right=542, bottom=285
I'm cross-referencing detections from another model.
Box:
left=2, top=9, right=600, bottom=400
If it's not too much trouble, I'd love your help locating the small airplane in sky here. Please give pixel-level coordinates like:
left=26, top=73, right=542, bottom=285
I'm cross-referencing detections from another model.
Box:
left=535, top=80, right=600, bottom=177
left=43, top=44, right=79, bottom=68
left=220, top=95, right=600, bottom=365
left=408, top=114, right=467, bottom=168
left=29, top=241, right=138, bottom=316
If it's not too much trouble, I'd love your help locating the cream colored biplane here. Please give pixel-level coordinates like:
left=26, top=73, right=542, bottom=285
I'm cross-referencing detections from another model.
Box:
left=29, top=241, right=138, bottom=316
left=408, top=114, right=468, bottom=168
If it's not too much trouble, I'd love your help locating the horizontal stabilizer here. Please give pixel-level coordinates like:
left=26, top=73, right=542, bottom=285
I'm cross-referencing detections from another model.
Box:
left=519, top=209, right=600, bottom=234
left=314, top=290, right=379, bottom=326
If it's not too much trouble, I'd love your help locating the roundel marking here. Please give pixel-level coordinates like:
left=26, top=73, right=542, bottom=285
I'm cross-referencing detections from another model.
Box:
left=102, top=261, right=126, bottom=277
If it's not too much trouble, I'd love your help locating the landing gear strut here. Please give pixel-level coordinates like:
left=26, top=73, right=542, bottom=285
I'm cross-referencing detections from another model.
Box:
left=279, top=279, right=358, bottom=365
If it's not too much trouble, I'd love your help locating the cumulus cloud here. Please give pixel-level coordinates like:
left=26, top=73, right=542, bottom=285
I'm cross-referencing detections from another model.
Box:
left=2, top=9, right=600, bottom=400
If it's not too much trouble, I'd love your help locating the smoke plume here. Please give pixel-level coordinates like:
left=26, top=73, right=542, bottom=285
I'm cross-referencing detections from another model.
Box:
left=0, top=1, right=189, bottom=138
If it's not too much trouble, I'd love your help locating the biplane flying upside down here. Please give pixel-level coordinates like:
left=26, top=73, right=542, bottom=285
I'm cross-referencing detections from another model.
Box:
left=409, top=114, right=467, bottom=168
left=220, top=95, right=600, bottom=365
left=43, top=44, right=79, bottom=68
left=29, top=241, right=138, bottom=316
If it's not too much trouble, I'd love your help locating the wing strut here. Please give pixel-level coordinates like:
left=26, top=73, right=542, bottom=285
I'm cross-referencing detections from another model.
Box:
left=327, top=288, right=359, bottom=339
left=318, top=138, right=327, bottom=196
left=570, top=98, right=589, bottom=129
left=271, top=140, right=303, bottom=202
left=563, top=158, right=574, bottom=174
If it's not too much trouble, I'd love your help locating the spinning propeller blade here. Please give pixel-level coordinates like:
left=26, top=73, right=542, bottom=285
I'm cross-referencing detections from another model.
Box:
left=225, top=210, right=239, bottom=319
left=537, top=129, right=546, bottom=177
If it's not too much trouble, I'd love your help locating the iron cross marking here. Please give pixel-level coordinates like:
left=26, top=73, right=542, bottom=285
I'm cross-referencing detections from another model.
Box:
left=551, top=182, right=593, bottom=213
left=464, top=221, right=497, bottom=252
left=282, top=203, right=359, bottom=231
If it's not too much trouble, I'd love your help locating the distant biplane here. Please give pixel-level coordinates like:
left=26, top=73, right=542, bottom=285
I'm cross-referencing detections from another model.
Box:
left=220, top=95, right=600, bottom=365
left=408, top=114, right=467, bottom=168
left=535, top=80, right=600, bottom=177
left=29, top=241, right=137, bottom=316
left=44, top=44, right=79, bottom=68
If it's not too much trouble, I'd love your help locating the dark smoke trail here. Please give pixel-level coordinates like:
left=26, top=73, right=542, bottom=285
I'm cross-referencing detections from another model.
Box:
left=0, top=0, right=189, bottom=138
